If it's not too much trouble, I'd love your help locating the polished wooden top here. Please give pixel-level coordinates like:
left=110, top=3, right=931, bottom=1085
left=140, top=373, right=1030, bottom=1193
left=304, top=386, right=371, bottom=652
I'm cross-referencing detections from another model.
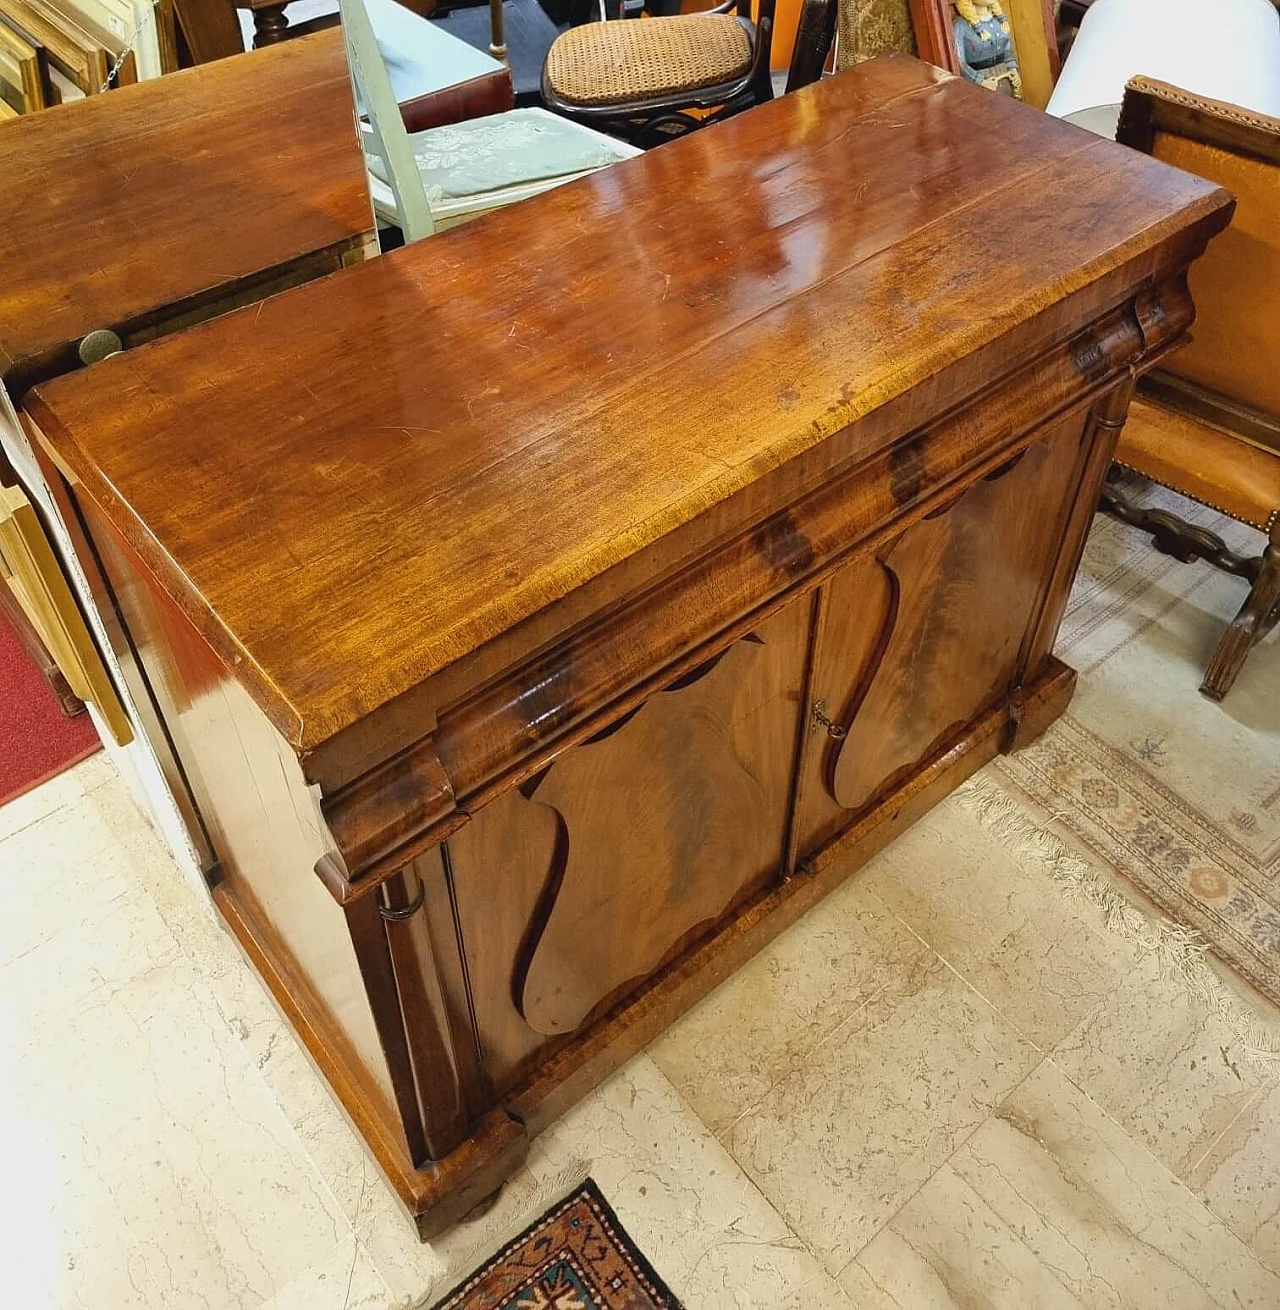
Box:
left=0, top=30, right=372, bottom=392
left=31, top=57, right=1231, bottom=753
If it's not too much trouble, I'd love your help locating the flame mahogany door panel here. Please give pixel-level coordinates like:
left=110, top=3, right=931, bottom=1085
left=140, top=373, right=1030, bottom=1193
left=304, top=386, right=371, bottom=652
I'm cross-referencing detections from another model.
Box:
left=794, top=414, right=1086, bottom=858
left=443, top=599, right=811, bottom=1097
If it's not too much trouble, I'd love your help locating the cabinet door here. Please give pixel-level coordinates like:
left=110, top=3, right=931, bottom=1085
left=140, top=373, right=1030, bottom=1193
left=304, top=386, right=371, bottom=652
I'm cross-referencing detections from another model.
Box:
left=794, top=418, right=1084, bottom=858
left=443, top=598, right=811, bottom=1096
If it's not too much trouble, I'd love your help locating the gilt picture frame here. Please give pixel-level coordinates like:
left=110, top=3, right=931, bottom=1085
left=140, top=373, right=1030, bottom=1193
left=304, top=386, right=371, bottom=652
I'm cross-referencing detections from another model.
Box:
left=0, top=0, right=110, bottom=94
left=907, top=0, right=961, bottom=74
left=1004, top=0, right=1060, bottom=107
left=0, top=16, right=46, bottom=112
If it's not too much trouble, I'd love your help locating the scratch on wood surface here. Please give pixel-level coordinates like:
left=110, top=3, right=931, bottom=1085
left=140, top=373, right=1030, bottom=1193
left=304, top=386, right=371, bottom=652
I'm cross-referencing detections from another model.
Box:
left=464, top=382, right=499, bottom=420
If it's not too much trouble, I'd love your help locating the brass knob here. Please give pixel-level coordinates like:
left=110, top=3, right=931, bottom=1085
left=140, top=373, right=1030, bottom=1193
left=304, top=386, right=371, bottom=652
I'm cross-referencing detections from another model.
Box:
left=78, top=329, right=123, bottom=366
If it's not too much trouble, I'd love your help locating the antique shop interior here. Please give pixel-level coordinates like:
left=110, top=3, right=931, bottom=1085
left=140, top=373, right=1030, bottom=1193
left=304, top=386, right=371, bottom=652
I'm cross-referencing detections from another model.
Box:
left=2, top=0, right=1279, bottom=1305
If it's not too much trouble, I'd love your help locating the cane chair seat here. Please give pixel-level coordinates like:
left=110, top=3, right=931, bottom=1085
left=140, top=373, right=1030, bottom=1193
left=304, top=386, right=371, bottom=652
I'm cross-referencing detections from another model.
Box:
left=544, top=14, right=754, bottom=107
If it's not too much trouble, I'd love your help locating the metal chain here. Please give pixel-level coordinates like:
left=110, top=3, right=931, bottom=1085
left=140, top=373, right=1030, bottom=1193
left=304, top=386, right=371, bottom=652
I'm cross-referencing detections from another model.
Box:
left=98, top=0, right=161, bottom=94
left=811, top=699, right=846, bottom=740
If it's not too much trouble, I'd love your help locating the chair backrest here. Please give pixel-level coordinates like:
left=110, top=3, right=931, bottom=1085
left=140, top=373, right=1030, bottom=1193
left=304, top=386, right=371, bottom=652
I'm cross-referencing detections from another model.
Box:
left=785, top=0, right=837, bottom=93
left=1119, top=77, right=1280, bottom=436
left=338, top=0, right=438, bottom=241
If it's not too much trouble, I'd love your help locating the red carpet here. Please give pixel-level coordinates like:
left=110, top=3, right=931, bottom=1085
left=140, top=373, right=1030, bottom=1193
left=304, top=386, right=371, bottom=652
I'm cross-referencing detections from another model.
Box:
left=0, top=608, right=100, bottom=808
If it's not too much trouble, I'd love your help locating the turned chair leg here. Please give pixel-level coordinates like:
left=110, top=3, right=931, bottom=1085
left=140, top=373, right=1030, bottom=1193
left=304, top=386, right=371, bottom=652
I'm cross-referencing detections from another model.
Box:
left=253, top=4, right=290, bottom=47
left=1201, top=517, right=1280, bottom=701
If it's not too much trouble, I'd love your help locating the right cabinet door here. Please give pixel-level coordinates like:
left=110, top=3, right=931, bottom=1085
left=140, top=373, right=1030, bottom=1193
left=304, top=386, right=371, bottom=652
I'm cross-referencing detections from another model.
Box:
left=794, top=415, right=1085, bottom=858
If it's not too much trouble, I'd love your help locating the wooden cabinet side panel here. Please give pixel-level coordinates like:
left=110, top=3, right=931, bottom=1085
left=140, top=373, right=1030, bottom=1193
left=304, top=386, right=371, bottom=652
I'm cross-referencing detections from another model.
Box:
left=76, top=492, right=402, bottom=1124
left=445, top=598, right=812, bottom=1099
left=24, top=425, right=214, bottom=862
left=795, top=412, right=1087, bottom=856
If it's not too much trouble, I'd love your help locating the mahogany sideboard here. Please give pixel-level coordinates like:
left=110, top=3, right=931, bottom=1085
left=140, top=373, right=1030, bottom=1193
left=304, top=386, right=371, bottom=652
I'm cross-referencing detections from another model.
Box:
left=25, top=57, right=1231, bottom=1237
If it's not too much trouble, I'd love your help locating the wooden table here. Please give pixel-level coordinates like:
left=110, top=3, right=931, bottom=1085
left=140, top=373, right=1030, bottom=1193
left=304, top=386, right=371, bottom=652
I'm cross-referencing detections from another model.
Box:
left=0, top=29, right=374, bottom=398
left=25, top=57, right=1231, bottom=1237
left=0, top=28, right=375, bottom=867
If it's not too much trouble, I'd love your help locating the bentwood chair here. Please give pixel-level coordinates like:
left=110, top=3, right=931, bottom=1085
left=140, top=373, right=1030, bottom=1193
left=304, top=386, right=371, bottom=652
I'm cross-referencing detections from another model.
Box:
left=784, top=0, right=836, bottom=91
left=541, top=0, right=777, bottom=145
left=339, top=0, right=639, bottom=243
left=1103, top=77, right=1280, bottom=699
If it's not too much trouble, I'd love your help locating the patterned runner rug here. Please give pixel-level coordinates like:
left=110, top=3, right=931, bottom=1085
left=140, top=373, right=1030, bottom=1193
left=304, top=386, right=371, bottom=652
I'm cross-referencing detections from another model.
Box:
left=997, top=484, right=1280, bottom=1007
left=431, top=1180, right=682, bottom=1309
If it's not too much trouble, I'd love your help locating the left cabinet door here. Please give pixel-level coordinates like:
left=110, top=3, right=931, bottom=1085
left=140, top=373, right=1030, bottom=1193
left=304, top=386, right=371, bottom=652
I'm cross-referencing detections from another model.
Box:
left=440, top=596, right=813, bottom=1098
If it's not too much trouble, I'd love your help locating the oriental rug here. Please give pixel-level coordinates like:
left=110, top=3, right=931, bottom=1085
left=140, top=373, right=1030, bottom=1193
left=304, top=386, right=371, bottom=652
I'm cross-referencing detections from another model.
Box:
left=995, top=482, right=1280, bottom=1008
left=430, top=1179, right=682, bottom=1310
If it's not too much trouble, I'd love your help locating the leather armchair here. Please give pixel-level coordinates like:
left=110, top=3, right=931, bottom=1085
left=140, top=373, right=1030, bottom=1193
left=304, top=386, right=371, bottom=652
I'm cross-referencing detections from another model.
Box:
left=1106, top=76, right=1280, bottom=700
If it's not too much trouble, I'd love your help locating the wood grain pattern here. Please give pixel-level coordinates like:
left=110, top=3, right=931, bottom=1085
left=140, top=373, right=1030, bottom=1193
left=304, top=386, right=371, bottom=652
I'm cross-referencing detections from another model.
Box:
left=446, top=601, right=809, bottom=1090
left=286, top=280, right=1193, bottom=904
left=0, top=19, right=46, bottom=114
left=0, top=29, right=372, bottom=393
left=0, top=0, right=107, bottom=98
left=1015, top=382, right=1132, bottom=688
left=29, top=58, right=1231, bottom=758
left=519, top=641, right=775, bottom=1037
left=172, top=0, right=244, bottom=62
left=908, top=0, right=958, bottom=72
left=1004, top=0, right=1060, bottom=108
left=826, top=423, right=1079, bottom=813
left=72, top=491, right=409, bottom=1128
left=213, top=871, right=529, bottom=1238
left=793, top=403, right=1113, bottom=856
left=509, top=656, right=1078, bottom=1141
left=516, top=617, right=805, bottom=1038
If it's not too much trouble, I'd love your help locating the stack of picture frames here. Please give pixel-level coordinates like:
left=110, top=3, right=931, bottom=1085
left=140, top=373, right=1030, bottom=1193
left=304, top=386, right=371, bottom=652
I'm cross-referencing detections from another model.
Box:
left=909, top=0, right=1060, bottom=108
left=0, top=0, right=176, bottom=113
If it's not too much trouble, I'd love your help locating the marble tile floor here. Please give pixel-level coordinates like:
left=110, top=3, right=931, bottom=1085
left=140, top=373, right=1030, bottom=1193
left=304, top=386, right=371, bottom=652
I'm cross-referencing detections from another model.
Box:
left=3, top=743, right=1280, bottom=1308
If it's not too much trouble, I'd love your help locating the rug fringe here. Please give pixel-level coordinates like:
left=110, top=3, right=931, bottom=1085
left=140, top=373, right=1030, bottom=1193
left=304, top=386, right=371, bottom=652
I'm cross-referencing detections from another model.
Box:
left=419, top=1158, right=593, bottom=1307
left=957, top=773, right=1280, bottom=1074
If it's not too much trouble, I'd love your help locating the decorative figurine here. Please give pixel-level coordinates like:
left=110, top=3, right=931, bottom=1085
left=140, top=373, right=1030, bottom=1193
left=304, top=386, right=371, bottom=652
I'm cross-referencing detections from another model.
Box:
left=952, top=1, right=1023, bottom=97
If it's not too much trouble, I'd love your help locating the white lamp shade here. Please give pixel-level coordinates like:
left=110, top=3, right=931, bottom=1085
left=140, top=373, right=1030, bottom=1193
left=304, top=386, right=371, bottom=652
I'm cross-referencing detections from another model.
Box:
left=1047, top=0, right=1280, bottom=137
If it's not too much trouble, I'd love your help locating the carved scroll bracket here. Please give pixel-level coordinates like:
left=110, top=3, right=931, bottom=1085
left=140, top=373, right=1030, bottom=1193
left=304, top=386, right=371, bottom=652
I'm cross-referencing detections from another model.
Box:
left=1132, top=272, right=1195, bottom=368
left=315, top=739, right=463, bottom=904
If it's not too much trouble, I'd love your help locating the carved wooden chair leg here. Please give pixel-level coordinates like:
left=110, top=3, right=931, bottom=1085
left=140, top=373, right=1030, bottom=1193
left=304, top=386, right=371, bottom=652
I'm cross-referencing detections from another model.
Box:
left=1098, top=477, right=1261, bottom=582
left=1098, top=476, right=1279, bottom=701
left=1201, top=516, right=1280, bottom=701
